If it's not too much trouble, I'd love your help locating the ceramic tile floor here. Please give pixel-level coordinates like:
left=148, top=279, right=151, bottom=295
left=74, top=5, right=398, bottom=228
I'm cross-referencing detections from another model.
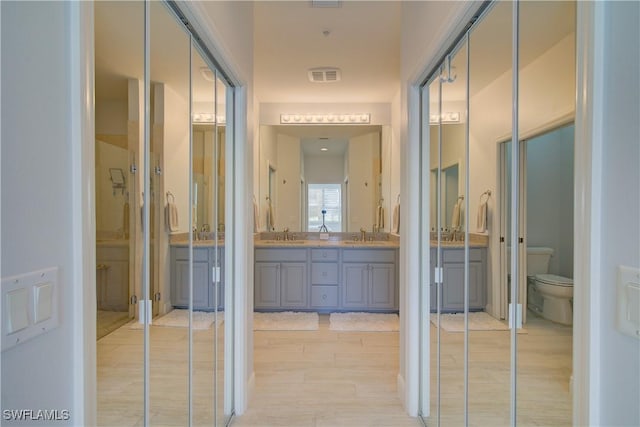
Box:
left=97, top=312, right=572, bottom=427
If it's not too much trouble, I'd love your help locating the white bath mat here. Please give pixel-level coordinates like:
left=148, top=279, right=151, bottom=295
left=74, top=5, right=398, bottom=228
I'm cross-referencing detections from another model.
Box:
left=430, top=312, right=526, bottom=333
left=329, top=312, right=399, bottom=332
left=128, top=309, right=222, bottom=330
left=253, top=311, right=319, bottom=331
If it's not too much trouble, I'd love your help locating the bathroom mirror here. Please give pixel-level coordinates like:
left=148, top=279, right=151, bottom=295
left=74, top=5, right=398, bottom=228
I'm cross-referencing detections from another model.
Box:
left=257, top=124, right=391, bottom=233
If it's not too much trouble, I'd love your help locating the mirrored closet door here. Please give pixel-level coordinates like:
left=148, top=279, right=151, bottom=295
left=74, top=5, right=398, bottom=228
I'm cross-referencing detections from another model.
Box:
left=95, top=1, right=234, bottom=426
left=420, top=1, right=575, bottom=426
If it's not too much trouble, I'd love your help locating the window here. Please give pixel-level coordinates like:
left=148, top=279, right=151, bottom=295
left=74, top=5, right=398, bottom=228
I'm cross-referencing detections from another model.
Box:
left=307, top=183, right=342, bottom=232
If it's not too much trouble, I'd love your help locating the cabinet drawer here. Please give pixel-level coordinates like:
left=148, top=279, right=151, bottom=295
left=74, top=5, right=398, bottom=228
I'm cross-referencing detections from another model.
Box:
left=311, top=263, right=338, bottom=285
left=174, top=247, right=209, bottom=262
left=342, top=249, right=395, bottom=263
left=311, top=249, right=338, bottom=262
left=311, top=286, right=338, bottom=308
left=442, top=248, right=483, bottom=263
left=255, top=248, right=307, bottom=262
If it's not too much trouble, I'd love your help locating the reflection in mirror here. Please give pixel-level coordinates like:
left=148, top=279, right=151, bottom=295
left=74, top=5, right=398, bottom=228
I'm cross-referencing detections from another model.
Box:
left=430, top=124, right=465, bottom=231
left=258, top=125, right=389, bottom=233
left=149, top=1, right=191, bottom=425
left=94, top=1, right=144, bottom=425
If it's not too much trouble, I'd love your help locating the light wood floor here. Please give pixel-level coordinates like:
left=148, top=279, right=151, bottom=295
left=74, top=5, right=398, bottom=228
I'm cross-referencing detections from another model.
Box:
left=97, top=312, right=572, bottom=427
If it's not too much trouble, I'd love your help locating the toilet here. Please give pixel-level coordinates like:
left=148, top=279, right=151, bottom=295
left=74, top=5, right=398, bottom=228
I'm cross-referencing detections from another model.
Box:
left=526, top=247, right=573, bottom=325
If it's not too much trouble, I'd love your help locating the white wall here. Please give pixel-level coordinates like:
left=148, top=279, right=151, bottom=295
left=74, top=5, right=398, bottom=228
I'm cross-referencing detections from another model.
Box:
left=596, top=1, right=639, bottom=424
left=304, top=155, right=345, bottom=184
left=160, top=84, right=190, bottom=234
left=348, top=132, right=379, bottom=232
left=526, top=125, right=574, bottom=278
left=258, top=125, right=277, bottom=231
left=275, top=134, right=300, bottom=231
left=1, top=2, right=76, bottom=424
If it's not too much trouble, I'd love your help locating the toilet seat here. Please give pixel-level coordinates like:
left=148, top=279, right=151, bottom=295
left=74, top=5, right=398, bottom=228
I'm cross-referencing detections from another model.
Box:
left=535, top=274, right=573, bottom=287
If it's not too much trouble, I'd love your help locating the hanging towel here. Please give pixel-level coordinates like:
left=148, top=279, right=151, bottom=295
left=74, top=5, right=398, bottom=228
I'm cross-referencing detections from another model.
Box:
left=376, top=205, right=385, bottom=230
left=165, top=201, right=179, bottom=232
left=392, top=204, right=400, bottom=234
left=451, top=199, right=462, bottom=228
left=477, top=201, right=488, bottom=233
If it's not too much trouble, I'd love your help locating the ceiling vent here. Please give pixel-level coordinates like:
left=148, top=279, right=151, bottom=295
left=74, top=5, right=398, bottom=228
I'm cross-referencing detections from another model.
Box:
left=311, top=0, right=341, bottom=8
left=308, top=67, right=341, bottom=83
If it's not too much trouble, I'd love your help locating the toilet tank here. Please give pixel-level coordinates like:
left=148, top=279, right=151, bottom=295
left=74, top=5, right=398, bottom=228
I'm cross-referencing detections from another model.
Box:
left=527, top=247, right=554, bottom=276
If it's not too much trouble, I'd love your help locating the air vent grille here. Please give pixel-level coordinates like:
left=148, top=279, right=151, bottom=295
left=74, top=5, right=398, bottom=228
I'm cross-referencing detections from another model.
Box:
left=308, top=67, right=341, bottom=83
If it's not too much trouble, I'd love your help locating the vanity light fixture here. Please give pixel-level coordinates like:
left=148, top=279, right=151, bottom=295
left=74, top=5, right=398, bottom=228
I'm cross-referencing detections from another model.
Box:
left=192, top=113, right=226, bottom=124
left=429, top=112, right=461, bottom=124
left=280, top=113, right=370, bottom=125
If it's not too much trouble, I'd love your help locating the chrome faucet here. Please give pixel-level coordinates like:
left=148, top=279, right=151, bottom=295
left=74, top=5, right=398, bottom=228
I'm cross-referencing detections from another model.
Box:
left=360, top=227, right=366, bottom=242
left=283, top=227, right=290, bottom=241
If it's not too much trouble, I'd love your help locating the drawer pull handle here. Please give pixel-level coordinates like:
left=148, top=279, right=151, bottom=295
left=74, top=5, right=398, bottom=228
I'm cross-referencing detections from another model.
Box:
left=322, top=294, right=327, bottom=300
left=322, top=252, right=327, bottom=258
left=322, top=272, right=327, bottom=276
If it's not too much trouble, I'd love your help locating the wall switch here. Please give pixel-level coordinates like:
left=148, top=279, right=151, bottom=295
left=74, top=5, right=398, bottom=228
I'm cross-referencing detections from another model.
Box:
left=617, top=265, right=640, bottom=339
left=6, top=288, right=30, bottom=334
left=2, top=267, right=58, bottom=352
left=34, top=282, right=53, bottom=323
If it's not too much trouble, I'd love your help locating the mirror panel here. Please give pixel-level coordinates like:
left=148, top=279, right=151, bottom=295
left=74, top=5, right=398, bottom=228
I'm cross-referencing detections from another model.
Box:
left=257, top=125, right=387, bottom=233
left=95, top=1, right=144, bottom=425
left=149, top=2, right=191, bottom=425
left=467, top=1, right=512, bottom=424
left=517, top=1, right=575, bottom=425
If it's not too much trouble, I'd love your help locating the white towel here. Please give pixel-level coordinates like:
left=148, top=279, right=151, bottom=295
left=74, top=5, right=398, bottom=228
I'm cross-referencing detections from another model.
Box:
left=451, top=199, right=462, bottom=228
left=392, top=204, right=400, bottom=233
left=477, top=201, right=488, bottom=233
left=376, top=205, right=385, bottom=229
left=165, top=202, right=179, bottom=232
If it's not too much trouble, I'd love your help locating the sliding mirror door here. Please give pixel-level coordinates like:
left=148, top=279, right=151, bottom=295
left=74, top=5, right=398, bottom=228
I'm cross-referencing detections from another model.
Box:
left=149, top=2, right=191, bottom=425
left=467, top=1, right=513, bottom=425
left=95, top=2, right=145, bottom=425
left=96, top=1, right=235, bottom=425
left=516, top=1, right=575, bottom=424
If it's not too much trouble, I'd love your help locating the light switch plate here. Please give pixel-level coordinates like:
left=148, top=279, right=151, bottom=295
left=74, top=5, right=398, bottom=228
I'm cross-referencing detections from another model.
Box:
left=617, top=265, right=640, bottom=339
left=2, top=267, right=59, bottom=352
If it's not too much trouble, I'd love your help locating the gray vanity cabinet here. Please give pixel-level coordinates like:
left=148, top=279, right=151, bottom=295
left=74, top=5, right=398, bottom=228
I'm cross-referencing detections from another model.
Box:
left=170, top=246, right=225, bottom=311
left=341, top=249, right=397, bottom=310
left=310, top=249, right=339, bottom=309
left=430, top=247, right=486, bottom=312
left=255, top=249, right=308, bottom=309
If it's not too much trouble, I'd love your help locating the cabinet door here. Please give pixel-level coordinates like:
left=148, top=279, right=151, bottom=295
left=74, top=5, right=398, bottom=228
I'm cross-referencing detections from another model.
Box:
left=280, top=262, right=307, bottom=308
left=100, top=259, right=129, bottom=311
left=255, top=262, right=280, bottom=308
left=173, top=260, right=210, bottom=309
left=342, top=263, right=368, bottom=308
left=442, top=262, right=465, bottom=312
left=468, top=261, right=485, bottom=310
left=369, top=263, right=396, bottom=309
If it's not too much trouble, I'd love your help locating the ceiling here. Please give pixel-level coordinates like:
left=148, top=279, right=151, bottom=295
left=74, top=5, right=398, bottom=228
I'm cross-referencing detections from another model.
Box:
left=253, top=1, right=401, bottom=104
left=96, top=1, right=575, bottom=118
